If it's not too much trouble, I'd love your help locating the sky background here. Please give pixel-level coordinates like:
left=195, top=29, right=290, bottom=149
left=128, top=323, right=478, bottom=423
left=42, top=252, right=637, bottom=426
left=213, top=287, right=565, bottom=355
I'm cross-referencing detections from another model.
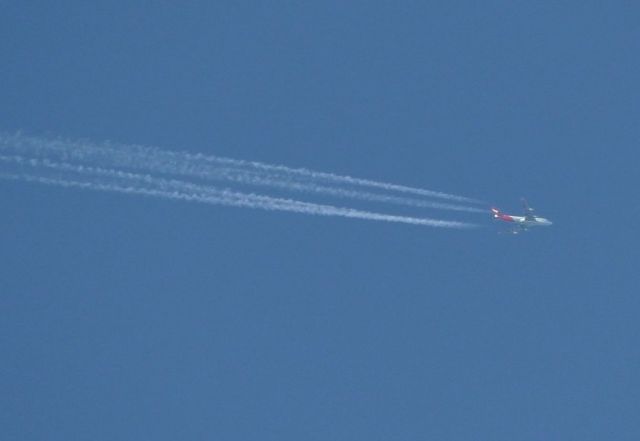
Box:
left=1, top=2, right=639, bottom=440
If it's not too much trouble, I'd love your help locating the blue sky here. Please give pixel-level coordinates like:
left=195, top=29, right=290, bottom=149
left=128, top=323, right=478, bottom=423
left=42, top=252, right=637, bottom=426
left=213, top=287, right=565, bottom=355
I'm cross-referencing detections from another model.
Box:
left=1, top=2, right=639, bottom=440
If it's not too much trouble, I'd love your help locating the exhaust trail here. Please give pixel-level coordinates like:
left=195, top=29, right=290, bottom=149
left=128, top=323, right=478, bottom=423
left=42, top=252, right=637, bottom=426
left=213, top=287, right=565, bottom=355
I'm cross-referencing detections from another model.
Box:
left=0, top=155, right=476, bottom=229
left=0, top=133, right=483, bottom=208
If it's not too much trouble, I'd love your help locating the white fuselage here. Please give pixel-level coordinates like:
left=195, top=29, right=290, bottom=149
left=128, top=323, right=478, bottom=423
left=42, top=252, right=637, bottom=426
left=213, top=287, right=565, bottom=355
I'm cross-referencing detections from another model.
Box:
left=491, top=204, right=552, bottom=232
left=509, top=215, right=553, bottom=227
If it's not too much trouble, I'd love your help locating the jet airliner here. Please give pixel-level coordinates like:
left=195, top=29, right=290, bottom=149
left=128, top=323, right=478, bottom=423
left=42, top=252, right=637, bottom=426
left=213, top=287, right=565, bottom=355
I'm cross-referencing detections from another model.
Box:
left=491, top=199, right=552, bottom=233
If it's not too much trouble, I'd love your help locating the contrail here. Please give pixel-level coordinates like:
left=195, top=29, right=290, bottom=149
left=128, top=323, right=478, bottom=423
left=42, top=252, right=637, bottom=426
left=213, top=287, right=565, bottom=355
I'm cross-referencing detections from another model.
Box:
left=0, top=133, right=483, bottom=208
left=0, top=156, right=476, bottom=229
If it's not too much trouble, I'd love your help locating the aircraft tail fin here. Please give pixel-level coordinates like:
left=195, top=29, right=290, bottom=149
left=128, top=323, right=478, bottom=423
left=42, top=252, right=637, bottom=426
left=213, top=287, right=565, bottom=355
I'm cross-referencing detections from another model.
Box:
left=491, top=207, right=515, bottom=223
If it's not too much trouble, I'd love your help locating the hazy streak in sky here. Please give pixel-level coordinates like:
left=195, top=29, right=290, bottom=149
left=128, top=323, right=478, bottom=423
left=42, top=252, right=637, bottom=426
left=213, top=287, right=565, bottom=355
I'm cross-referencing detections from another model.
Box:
left=0, top=133, right=483, bottom=208
left=0, top=155, right=477, bottom=229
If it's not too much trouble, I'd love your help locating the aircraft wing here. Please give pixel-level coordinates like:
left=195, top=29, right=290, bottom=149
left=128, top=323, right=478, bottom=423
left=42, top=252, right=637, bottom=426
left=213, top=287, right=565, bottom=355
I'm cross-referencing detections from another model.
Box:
left=521, top=198, right=536, bottom=221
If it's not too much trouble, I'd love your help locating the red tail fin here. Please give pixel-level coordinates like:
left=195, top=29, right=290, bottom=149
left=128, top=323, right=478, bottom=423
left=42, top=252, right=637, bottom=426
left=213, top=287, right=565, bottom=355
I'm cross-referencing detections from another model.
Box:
left=491, top=207, right=515, bottom=222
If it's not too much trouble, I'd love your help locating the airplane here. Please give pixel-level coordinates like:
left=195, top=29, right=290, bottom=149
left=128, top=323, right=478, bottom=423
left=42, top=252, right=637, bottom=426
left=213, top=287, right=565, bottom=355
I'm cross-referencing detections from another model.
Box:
left=491, top=198, right=552, bottom=233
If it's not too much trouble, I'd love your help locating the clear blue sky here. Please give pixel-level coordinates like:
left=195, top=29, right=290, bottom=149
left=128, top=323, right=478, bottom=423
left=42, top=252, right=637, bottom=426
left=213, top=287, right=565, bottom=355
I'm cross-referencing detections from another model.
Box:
left=1, top=2, right=639, bottom=440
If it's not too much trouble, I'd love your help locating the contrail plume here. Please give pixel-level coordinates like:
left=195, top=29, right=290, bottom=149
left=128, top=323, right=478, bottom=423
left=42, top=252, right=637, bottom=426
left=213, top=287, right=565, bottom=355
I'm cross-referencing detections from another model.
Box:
left=0, top=173, right=476, bottom=230
left=0, top=133, right=483, bottom=207
left=0, top=155, right=477, bottom=229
